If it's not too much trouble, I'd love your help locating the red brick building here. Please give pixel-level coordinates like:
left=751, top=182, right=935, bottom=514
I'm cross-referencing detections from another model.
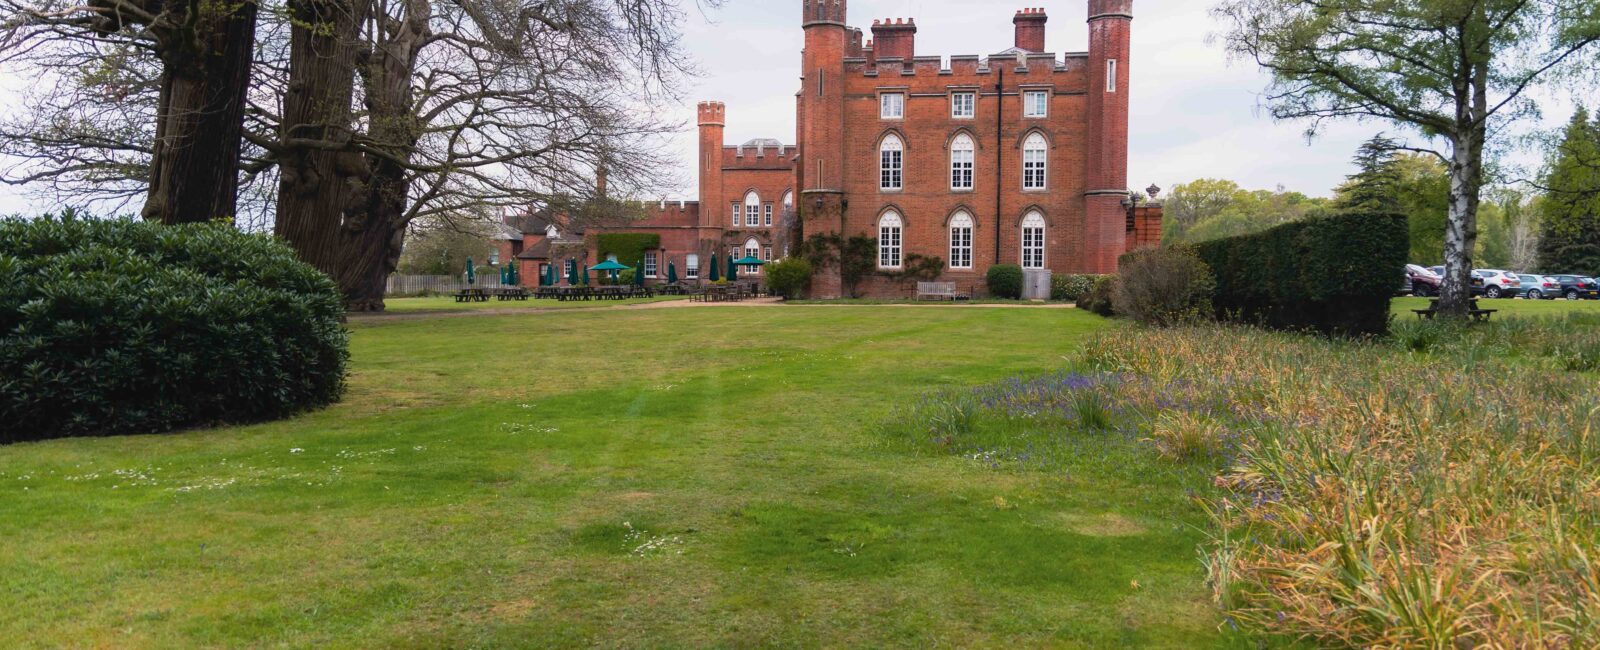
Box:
left=512, top=1, right=1160, bottom=297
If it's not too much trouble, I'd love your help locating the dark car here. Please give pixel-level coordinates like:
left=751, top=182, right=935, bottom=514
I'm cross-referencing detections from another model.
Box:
left=1403, top=264, right=1443, bottom=297
left=1421, top=267, right=1487, bottom=296
left=1517, top=274, right=1562, bottom=300
left=1551, top=275, right=1600, bottom=300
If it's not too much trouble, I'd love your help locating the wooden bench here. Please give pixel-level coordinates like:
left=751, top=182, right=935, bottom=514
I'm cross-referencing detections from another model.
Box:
left=453, top=288, right=490, bottom=303
left=915, top=282, right=971, bottom=301
left=1413, top=298, right=1497, bottom=322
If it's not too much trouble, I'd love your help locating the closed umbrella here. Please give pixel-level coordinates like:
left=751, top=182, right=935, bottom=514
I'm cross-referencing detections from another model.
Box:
left=567, top=260, right=578, bottom=286
left=727, top=254, right=739, bottom=282
left=667, top=261, right=678, bottom=285
left=508, top=261, right=519, bottom=286
left=635, top=259, right=646, bottom=287
left=709, top=253, right=720, bottom=282
left=465, top=257, right=476, bottom=285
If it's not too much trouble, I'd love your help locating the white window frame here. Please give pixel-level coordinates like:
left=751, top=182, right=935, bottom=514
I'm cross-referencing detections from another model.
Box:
left=1021, top=212, right=1046, bottom=270
left=949, top=212, right=974, bottom=269
left=764, top=203, right=774, bottom=226
left=950, top=134, right=975, bottom=191
left=744, top=238, right=761, bottom=274
left=951, top=92, right=975, bottom=119
left=731, top=203, right=741, bottom=227
left=764, top=246, right=773, bottom=261
left=1023, top=90, right=1049, bottom=118
left=880, top=92, right=905, bottom=119
left=879, top=134, right=904, bottom=192
left=1022, top=133, right=1048, bottom=191
left=686, top=254, right=700, bottom=279
left=1107, top=59, right=1117, bottom=93
left=878, top=211, right=903, bottom=270
left=564, top=258, right=576, bottom=279
left=744, top=192, right=761, bottom=227
left=644, top=252, right=658, bottom=278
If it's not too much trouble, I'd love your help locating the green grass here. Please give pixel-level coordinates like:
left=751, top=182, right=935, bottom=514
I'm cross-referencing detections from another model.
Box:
left=1392, top=295, right=1600, bottom=318
left=0, top=306, right=1227, bottom=648
left=381, top=294, right=688, bottom=313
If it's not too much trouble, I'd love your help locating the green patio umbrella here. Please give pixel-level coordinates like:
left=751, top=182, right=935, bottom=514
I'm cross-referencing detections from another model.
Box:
left=508, top=261, right=519, bottom=286
left=589, top=259, right=631, bottom=284
left=566, top=260, right=579, bottom=286
left=499, top=263, right=509, bottom=285
left=666, top=261, right=678, bottom=284
left=579, top=265, right=590, bottom=286
left=634, top=259, right=646, bottom=287
left=709, top=253, right=720, bottom=282
left=726, top=254, right=739, bottom=281
left=465, top=257, right=476, bottom=285
left=734, top=255, right=766, bottom=270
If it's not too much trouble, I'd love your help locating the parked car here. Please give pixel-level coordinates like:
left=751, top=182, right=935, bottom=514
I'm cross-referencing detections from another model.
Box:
left=1516, top=274, right=1562, bottom=300
left=1476, top=269, right=1522, bottom=299
left=1419, top=267, right=1486, bottom=296
left=1550, top=275, right=1600, bottom=300
left=1403, top=264, right=1443, bottom=297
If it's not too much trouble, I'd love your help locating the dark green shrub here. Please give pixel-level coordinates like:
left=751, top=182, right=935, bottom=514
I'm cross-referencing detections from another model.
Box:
left=986, top=264, right=1024, bottom=299
left=0, top=215, right=349, bottom=442
left=1079, top=276, right=1116, bottom=317
left=765, top=257, right=813, bottom=298
left=1111, top=247, right=1215, bottom=327
left=1052, top=274, right=1105, bottom=302
left=1187, top=211, right=1408, bottom=336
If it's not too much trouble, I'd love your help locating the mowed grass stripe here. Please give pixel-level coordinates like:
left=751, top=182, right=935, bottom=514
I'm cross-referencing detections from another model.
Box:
left=0, top=306, right=1227, bottom=648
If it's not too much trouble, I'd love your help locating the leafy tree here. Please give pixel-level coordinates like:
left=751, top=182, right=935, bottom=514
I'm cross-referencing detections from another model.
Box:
left=1214, top=0, right=1600, bottom=316
left=1536, top=107, right=1600, bottom=275
left=1162, top=179, right=1244, bottom=243
left=396, top=220, right=497, bottom=276
left=1393, top=154, right=1452, bottom=264
left=1334, top=136, right=1404, bottom=215
left=764, top=257, right=813, bottom=299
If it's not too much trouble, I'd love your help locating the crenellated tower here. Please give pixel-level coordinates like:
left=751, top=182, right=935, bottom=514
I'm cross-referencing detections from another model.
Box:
left=697, top=101, right=726, bottom=243
left=799, top=0, right=849, bottom=296
left=1083, top=0, right=1133, bottom=273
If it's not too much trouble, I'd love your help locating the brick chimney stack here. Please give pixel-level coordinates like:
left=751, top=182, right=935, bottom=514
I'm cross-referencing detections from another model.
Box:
left=870, top=18, right=916, bottom=59
left=1013, top=7, right=1047, bottom=52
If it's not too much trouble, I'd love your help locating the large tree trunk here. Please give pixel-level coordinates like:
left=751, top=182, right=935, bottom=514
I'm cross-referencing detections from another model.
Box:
left=339, top=0, right=430, bottom=312
left=140, top=0, right=259, bottom=224
left=275, top=0, right=369, bottom=305
left=1440, top=131, right=1484, bottom=316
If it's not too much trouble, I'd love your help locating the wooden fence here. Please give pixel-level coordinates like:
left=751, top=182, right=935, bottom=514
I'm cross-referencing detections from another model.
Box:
left=386, top=274, right=513, bottom=296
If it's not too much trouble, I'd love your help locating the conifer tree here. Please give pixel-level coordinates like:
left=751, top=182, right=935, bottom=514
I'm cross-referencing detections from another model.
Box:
left=1335, top=136, right=1404, bottom=215
left=1536, top=108, right=1600, bottom=275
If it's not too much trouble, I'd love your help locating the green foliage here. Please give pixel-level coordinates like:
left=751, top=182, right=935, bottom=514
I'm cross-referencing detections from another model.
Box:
left=617, top=268, right=636, bottom=285
left=1111, top=247, right=1216, bottom=327
left=1163, top=179, right=1332, bottom=245
left=764, top=257, right=813, bottom=298
left=1334, top=135, right=1404, bottom=215
left=799, top=233, right=875, bottom=297
left=1051, top=274, right=1105, bottom=301
left=880, top=253, right=944, bottom=284
left=985, top=264, right=1023, bottom=299
left=0, top=214, right=349, bottom=442
left=1538, top=107, right=1600, bottom=275
left=596, top=233, right=660, bottom=274
left=1078, top=276, right=1117, bottom=317
left=1188, top=211, right=1409, bottom=336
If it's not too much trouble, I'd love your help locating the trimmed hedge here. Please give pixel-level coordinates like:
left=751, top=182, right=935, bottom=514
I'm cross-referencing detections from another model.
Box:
left=596, top=233, right=660, bottom=272
left=0, top=215, right=349, bottom=442
left=1184, top=211, right=1408, bottom=336
left=987, top=264, right=1024, bottom=299
left=765, top=257, right=813, bottom=298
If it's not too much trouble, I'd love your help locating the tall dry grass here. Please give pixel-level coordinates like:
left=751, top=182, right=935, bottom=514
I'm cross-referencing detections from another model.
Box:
left=1084, top=325, right=1600, bottom=647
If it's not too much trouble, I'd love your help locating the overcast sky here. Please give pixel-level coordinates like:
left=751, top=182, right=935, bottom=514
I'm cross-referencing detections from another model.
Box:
left=0, top=0, right=1576, bottom=213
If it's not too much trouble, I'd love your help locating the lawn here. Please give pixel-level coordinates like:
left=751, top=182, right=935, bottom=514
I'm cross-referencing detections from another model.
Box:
left=381, top=294, right=689, bottom=313
left=0, top=306, right=1228, bottom=647
left=1392, top=295, right=1600, bottom=318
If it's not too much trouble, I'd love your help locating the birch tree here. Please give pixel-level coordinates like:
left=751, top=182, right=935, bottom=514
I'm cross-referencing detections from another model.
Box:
left=1213, top=0, right=1600, bottom=316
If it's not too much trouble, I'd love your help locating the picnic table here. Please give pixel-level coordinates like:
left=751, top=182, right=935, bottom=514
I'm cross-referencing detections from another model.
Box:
left=1413, top=298, right=1497, bottom=322
left=454, top=288, right=491, bottom=303
left=493, top=287, right=530, bottom=301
